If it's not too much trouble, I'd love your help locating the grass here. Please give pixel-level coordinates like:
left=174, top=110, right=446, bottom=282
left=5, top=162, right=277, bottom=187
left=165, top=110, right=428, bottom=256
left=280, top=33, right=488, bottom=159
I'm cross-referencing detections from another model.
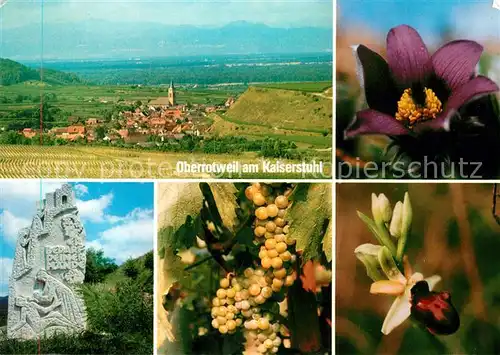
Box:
left=0, top=145, right=332, bottom=178
left=255, top=81, right=332, bottom=92
left=224, top=86, right=332, bottom=132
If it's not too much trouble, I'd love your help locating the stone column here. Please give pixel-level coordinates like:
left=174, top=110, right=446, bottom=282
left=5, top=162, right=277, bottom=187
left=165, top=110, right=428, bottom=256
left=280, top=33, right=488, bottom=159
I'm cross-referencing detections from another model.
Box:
left=7, top=184, right=87, bottom=339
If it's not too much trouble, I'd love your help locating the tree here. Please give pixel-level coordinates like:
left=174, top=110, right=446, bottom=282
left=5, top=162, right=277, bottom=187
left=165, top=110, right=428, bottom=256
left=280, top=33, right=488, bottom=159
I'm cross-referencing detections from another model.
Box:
left=144, top=251, right=154, bottom=271
left=123, top=259, right=140, bottom=279
left=84, top=248, right=118, bottom=283
left=95, top=126, right=106, bottom=140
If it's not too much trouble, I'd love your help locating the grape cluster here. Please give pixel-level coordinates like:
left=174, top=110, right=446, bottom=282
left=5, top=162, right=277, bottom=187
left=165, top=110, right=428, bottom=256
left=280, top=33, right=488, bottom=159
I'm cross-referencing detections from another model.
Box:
left=244, top=320, right=283, bottom=354
left=210, top=269, right=276, bottom=335
left=210, top=183, right=296, bottom=354
left=247, top=183, right=297, bottom=292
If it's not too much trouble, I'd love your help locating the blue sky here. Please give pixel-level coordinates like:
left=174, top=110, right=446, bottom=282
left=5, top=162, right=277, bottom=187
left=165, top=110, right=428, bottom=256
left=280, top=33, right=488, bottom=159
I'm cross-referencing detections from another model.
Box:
left=0, top=0, right=333, bottom=29
left=0, top=181, right=154, bottom=296
left=339, top=0, right=500, bottom=45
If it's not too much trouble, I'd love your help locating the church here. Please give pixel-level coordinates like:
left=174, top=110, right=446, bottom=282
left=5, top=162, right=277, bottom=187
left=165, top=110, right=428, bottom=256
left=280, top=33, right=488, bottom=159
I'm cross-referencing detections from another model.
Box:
left=149, top=80, right=176, bottom=107
left=168, top=80, right=175, bottom=106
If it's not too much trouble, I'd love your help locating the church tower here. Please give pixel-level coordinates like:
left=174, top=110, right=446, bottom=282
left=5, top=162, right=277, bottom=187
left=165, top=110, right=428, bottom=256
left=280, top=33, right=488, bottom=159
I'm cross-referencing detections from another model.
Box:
left=168, top=80, right=175, bottom=106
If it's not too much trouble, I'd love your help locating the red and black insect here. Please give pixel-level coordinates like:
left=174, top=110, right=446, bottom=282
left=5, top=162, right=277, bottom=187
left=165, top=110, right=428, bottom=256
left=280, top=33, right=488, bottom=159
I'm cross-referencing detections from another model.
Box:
left=410, top=280, right=460, bottom=335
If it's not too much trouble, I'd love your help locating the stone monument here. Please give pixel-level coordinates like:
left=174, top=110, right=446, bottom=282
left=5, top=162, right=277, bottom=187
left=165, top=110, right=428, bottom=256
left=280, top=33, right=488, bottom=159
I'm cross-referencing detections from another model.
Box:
left=7, top=184, right=87, bottom=339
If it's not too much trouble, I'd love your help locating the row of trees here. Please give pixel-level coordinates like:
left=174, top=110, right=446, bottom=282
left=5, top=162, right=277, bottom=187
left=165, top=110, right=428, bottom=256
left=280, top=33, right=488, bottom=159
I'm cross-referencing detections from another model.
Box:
left=0, top=129, right=308, bottom=159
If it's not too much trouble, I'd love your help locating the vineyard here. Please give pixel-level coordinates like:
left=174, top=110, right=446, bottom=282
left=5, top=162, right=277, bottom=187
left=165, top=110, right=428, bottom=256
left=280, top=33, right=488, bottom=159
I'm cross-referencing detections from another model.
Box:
left=157, top=182, right=332, bottom=354
left=0, top=145, right=330, bottom=178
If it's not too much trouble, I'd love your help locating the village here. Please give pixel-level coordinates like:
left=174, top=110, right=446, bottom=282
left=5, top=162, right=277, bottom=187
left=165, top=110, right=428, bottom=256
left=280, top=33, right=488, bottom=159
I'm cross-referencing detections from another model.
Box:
left=20, top=82, right=236, bottom=144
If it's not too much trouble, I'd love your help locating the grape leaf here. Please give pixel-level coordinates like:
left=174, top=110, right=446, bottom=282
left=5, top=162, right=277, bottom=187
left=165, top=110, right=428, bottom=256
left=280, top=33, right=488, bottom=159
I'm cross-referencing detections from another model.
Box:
left=157, top=183, right=204, bottom=306
left=210, top=183, right=239, bottom=232
left=158, top=183, right=204, bottom=232
left=286, top=184, right=332, bottom=264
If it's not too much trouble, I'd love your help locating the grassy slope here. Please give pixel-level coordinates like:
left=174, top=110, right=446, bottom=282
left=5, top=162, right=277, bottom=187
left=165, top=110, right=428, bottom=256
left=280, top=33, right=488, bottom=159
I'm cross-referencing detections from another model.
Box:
left=224, top=86, right=331, bottom=132
left=210, top=86, right=332, bottom=148
left=103, top=252, right=153, bottom=287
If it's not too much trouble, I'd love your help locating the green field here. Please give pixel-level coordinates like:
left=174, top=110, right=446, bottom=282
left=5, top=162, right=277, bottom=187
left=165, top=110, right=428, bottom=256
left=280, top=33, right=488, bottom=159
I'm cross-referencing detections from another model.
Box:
left=0, top=83, right=241, bottom=125
left=255, top=81, right=332, bottom=92
left=0, top=145, right=332, bottom=178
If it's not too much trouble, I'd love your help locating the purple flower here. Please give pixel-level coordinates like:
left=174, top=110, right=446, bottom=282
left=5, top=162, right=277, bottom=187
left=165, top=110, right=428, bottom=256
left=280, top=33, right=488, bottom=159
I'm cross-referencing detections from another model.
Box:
left=345, top=25, right=499, bottom=137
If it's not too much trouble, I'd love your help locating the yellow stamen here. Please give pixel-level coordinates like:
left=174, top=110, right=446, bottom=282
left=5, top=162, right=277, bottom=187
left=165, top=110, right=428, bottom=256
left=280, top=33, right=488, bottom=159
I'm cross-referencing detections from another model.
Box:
left=395, top=87, right=442, bottom=126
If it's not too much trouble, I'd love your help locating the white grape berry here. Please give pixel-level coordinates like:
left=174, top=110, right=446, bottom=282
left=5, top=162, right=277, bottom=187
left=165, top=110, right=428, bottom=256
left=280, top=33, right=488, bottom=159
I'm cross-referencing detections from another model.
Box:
left=275, top=195, right=289, bottom=209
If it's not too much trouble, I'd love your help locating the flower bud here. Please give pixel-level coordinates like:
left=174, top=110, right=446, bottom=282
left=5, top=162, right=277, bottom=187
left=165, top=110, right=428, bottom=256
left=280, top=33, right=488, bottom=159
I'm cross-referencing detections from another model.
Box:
left=389, top=201, right=403, bottom=238
left=371, top=193, right=392, bottom=225
left=395, top=192, right=412, bottom=261
left=402, top=192, right=412, bottom=237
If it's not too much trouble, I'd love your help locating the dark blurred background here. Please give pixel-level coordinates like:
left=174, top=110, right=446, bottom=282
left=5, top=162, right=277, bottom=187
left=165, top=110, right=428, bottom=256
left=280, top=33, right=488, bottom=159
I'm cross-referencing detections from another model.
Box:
left=336, top=183, right=500, bottom=354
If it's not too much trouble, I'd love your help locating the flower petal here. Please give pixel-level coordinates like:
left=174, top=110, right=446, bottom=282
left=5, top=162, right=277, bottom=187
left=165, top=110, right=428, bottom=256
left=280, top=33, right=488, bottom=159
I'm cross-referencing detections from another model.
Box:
left=354, top=243, right=382, bottom=257
left=381, top=293, right=411, bottom=335
left=344, top=109, right=410, bottom=137
left=414, top=75, right=499, bottom=132
left=355, top=243, right=385, bottom=281
left=386, top=25, right=432, bottom=87
left=432, top=40, right=483, bottom=91
left=378, top=246, right=407, bottom=283
left=424, top=275, right=442, bottom=291
left=408, top=272, right=424, bottom=284
left=370, top=280, right=405, bottom=295
left=353, top=44, right=399, bottom=114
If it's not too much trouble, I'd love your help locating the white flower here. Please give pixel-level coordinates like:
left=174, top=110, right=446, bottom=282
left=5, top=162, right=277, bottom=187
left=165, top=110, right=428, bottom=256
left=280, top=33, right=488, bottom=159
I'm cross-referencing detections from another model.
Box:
left=370, top=257, right=441, bottom=335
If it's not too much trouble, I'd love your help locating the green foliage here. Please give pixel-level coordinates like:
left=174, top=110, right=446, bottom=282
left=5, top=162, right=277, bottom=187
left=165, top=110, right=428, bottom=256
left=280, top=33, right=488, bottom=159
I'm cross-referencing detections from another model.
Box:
left=144, top=250, right=154, bottom=271
left=123, top=258, right=140, bottom=279
left=0, top=331, right=150, bottom=354
left=287, top=184, right=332, bottom=264
left=0, top=58, right=85, bottom=86
left=84, top=248, right=119, bottom=284
left=81, top=280, right=153, bottom=336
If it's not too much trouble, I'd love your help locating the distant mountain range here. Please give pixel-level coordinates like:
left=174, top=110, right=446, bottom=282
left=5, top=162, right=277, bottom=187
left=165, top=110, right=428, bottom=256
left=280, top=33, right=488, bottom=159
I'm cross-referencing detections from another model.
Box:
left=0, top=59, right=84, bottom=86
left=1, top=21, right=333, bottom=60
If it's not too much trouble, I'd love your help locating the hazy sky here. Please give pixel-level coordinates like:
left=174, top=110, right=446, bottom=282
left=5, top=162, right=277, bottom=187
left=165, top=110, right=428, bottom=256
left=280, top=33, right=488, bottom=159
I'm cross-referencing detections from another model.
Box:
left=339, top=0, right=500, bottom=45
left=0, top=0, right=333, bottom=29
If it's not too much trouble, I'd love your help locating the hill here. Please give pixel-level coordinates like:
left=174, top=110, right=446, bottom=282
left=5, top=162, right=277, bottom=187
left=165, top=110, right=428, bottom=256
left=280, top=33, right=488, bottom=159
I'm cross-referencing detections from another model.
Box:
left=0, top=58, right=84, bottom=86
left=103, top=251, right=154, bottom=293
left=224, top=86, right=332, bottom=133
